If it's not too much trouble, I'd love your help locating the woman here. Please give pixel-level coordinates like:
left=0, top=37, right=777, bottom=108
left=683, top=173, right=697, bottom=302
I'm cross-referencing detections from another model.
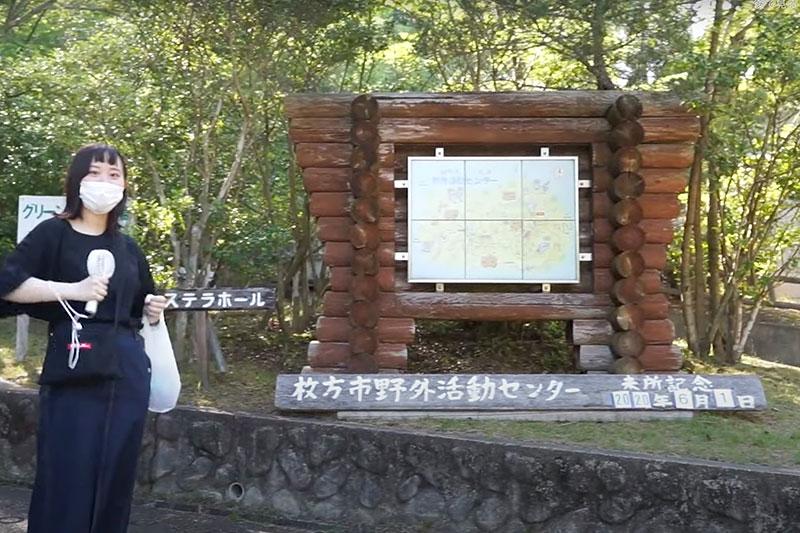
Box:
left=0, top=143, right=168, bottom=533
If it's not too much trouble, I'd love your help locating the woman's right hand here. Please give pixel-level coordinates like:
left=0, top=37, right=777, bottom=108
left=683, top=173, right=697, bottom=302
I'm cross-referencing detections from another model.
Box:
left=72, top=275, right=109, bottom=302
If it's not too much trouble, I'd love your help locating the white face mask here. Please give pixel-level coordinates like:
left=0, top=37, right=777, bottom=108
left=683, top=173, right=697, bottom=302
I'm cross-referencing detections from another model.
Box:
left=79, top=181, right=124, bottom=214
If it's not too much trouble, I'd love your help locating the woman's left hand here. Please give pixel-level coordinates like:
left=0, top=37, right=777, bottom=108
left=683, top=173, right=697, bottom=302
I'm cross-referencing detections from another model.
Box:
left=144, top=294, right=168, bottom=325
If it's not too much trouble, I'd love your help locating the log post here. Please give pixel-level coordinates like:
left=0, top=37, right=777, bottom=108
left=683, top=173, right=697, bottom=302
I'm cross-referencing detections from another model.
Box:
left=346, top=94, right=383, bottom=372
left=604, top=95, right=645, bottom=373
left=602, top=95, right=679, bottom=373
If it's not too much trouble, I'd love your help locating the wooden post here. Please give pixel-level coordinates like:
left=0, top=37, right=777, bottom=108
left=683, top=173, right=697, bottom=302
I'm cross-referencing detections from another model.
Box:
left=15, top=314, right=29, bottom=361
left=601, top=95, right=680, bottom=373
left=347, top=94, right=382, bottom=372
left=194, top=312, right=210, bottom=389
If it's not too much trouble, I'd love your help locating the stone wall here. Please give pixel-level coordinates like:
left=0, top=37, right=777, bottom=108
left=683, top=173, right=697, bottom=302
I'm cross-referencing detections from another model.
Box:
left=1, top=388, right=799, bottom=532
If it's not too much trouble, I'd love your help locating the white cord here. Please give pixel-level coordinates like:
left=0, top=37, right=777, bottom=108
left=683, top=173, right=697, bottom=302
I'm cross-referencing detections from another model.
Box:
left=47, top=281, right=89, bottom=369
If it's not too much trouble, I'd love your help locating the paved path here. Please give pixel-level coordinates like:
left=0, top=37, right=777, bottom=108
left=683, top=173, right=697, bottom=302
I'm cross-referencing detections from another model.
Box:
left=0, top=484, right=318, bottom=533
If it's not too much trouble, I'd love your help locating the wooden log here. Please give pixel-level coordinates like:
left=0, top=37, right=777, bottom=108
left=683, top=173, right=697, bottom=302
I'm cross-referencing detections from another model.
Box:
left=384, top=292, right=612, bottom=320
left=611, top=225, right=646, bottom=252
left=301, top=366, right=406, bottom=374
left=323, top=242, right=394, bottom=267
left=331, top=267, right=394, bottom=292
left=317, top=217, right=394, bottom=242
left=350, top=197, right=380, bottom=224
left=309, top=192, right=393, bottom=218
left=323, top=291, right=616, bottom=320
left=607, top=120, right=645, bottom=149
left=350, top=224, right=380, bottom=250
left=639, top=293, right=670, bottom=320
left=637, top=344, right=683, bottom=372
left=295, top=143, right=352, bottom=168
left=349, top=300, right=379, bottom=328
left=289, top=118, right=351, bottom=143
left=307, top=341, right=408, bottom=369
left=610, top=199, right=644, bottom=227
left=612, top=356, right=644, bottom=374
left=606, top=95, right=643, bottom=125
left=350, top=274, right=379, bottom=301
left=640, top=219, right=675, bottom=244
left=352, top=248, right=379, bottom=276
left=612, top=251, right=646, bottom=278
left=608, top=147, right=642, bottom=175
left=377, top=144, right=395, bottom=168
left=592, top=143, right=694, bottom=168
left=593, top=193, right=679, bottom=220
left=610, top=304, right=644, bottom=331
left=642, top=319, right=676, bottom=344
left=284, top=91, right=692, bottom=119
left=612, top=278, right=646, bottom=305
left=594, top=268, right=660, bottom=293
left=351, top=94, right=380, bottom=121
left=574, top=318, right=672, bottom=344
left=593, top=244, right=667, bottom=270
left=351, top=121, right=380, bottom=147
left=593, top=167, right=689, bottom=195
left=572, top=319, right=614, bottom=345
left=609, top=172, right=645, bottom=200
left=593, top=219, right=674, bottom=245
left=316, top=317, right=415, bottom=344
left=377, top=117, right=698, bottom=145
left=348, top=354, right=379, bottom=372
left=611, top=330, right=646, bottom=357
left=576, top=345, right=614, bottom=371
left=303, top=167, right=394, bottom=193
left=349, top=326, right=379, bottom=354
left=304, top=167, right=351, bottom=192
left=351, top=145, right=378, bottom=171
left=349, top=170, right=378, bottom=198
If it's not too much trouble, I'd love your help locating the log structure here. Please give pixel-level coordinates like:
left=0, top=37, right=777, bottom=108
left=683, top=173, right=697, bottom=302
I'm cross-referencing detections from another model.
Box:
left=287, top=92, right=699, bottom=373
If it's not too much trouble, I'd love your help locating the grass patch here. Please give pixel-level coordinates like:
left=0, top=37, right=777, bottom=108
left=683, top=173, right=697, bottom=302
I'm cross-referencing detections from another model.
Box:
left=379, top=355, right=800, bottom=468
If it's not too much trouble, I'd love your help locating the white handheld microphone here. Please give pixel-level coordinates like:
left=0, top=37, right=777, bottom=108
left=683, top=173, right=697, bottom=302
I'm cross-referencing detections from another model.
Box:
left=85, top=249, right=115, bottom=317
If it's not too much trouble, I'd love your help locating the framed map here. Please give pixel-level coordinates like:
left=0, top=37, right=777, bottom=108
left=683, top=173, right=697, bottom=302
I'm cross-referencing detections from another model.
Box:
left=408, top=156, right=580, bottom=283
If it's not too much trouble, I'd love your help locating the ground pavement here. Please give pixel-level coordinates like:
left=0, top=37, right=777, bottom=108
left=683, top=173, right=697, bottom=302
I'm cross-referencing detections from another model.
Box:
left=0, top=484, right=319, bottom=533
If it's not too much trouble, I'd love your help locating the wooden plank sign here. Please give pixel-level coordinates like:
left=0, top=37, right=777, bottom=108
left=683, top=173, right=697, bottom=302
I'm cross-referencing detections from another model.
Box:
left=275, top=373, right=766, bottom=411
left=163, top=287, right=276, bottom=311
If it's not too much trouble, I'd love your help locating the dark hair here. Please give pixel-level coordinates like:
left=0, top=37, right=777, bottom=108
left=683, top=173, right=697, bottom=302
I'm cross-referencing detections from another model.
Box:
left=57, top=143, right=128, bottom=234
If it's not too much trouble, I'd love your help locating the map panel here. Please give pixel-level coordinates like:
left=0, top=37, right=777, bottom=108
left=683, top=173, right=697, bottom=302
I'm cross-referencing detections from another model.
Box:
left=409, top=220, right=465, bottom=280
left=521, top=159, right=576, bottom=220
left=464, top=160, right=522, bottom=220
left=522, top=220, right=578, bottom=281
left=408, top=156, right=579, bottom=283
left=409, top=159, right=465, bottom=220
left=465, top=221, right=523, bottom=279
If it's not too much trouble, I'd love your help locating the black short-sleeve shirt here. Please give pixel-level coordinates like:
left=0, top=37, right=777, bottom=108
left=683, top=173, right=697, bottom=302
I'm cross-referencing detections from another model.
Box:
left=0, top=217, right=156, bottom=325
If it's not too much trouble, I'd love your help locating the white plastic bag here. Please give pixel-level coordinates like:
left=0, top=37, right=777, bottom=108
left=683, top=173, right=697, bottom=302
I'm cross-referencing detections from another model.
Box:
left=140, top=307, right=181, bottom=413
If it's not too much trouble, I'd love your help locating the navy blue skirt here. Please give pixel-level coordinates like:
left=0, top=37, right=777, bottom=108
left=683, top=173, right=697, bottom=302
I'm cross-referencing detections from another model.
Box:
left=28, top=327, right=151, bottom=533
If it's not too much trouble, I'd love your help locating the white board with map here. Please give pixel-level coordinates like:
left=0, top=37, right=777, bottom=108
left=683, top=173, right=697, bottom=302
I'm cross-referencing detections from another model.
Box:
left=408, top=156, right=580, bottom=283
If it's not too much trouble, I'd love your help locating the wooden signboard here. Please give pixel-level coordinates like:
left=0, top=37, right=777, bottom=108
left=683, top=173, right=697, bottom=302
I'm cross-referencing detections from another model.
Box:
left=286, top=91, right=701, bottom=374
left=276, top=373, right=766, bottom=411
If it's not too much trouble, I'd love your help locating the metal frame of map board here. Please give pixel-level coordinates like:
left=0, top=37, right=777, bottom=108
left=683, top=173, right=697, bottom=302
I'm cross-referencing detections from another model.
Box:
left=407, top=155, right=581, bottom=284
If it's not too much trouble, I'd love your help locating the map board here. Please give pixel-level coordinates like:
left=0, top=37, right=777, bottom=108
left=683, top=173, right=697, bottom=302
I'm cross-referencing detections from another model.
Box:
left=408, top=157, right=579, bottom=283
